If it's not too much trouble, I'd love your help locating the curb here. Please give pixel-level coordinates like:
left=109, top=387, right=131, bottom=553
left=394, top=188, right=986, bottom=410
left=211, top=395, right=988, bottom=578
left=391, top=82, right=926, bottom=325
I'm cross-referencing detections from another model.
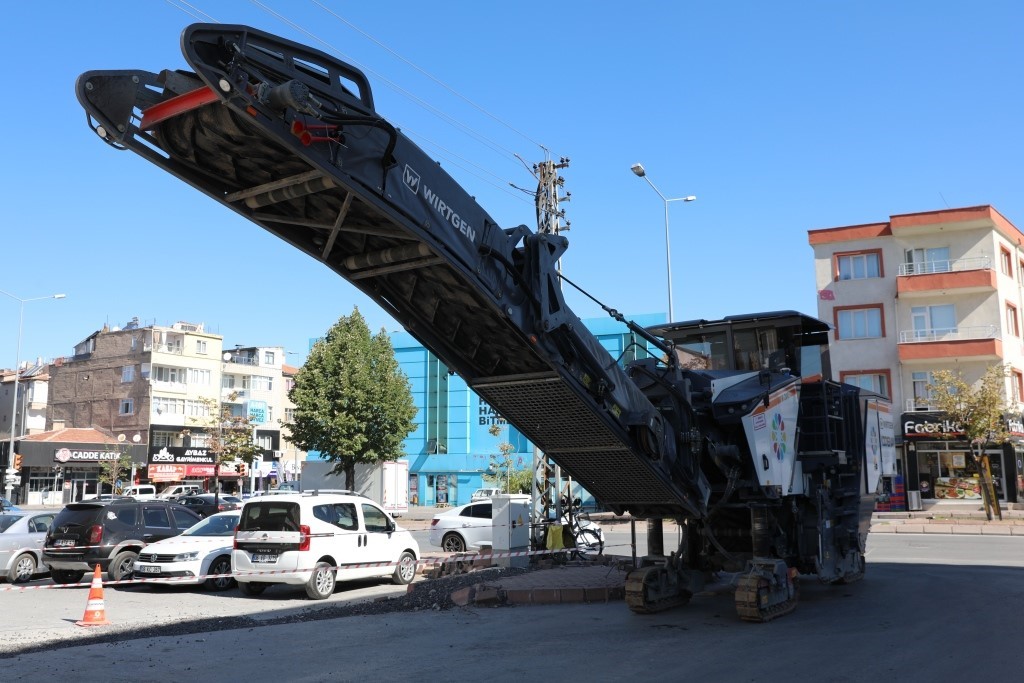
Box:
left=449, top=582, right=626, bottom=607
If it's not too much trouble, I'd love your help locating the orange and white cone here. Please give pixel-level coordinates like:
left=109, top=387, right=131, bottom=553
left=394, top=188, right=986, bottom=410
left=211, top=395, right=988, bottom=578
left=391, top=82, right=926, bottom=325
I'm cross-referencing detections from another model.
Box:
left=75, top=565, right=112, bottom=627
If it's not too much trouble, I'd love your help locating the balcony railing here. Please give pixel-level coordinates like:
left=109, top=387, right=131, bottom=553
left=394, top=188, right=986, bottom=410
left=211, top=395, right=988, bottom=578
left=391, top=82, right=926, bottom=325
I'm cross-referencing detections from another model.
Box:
left=905, top=399, right=939, bottom=411
left=898, top=325, right=998, bottom=343
left=897, top=256, right=991, bottom=276
left=225, top=355, right=259, bottom=365
left=153, top=343, right=184, bottom=355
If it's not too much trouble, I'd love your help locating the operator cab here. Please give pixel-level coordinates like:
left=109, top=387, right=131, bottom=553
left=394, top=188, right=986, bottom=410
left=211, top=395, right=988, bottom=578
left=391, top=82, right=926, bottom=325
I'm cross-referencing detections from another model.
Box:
left=649, top=310, right=833, bottom=381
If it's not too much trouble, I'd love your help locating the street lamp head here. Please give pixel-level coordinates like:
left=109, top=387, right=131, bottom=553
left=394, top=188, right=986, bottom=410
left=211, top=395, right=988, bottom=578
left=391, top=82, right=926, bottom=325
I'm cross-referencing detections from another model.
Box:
left=53, top=294, right=66, bottom=299
left=630, top=163, right=646, bottom=178
left=683, top=196, right=696, bottom=202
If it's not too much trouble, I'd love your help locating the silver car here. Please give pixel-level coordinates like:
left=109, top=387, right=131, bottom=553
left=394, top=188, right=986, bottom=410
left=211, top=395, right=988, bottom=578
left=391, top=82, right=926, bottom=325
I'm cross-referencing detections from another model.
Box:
left=0, top=511, right=56, bottom=583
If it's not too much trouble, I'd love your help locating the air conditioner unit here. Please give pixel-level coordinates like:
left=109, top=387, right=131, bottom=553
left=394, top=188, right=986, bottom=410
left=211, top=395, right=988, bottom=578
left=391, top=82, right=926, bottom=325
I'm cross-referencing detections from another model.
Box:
left=273, top=450, right=284, bottom=458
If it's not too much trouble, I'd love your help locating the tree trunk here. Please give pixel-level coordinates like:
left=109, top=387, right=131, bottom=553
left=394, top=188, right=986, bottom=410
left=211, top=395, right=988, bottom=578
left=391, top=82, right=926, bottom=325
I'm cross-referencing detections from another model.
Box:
left=979, top=453, right=1002, bottom=521
left=344, top=460, right=355, bottom=492
left=213, top=462, right=221, bottom=510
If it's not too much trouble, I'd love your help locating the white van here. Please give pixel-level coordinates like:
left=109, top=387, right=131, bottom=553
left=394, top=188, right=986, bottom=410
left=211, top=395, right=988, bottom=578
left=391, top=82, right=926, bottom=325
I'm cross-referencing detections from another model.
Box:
left=157, top=483, right=203, bottom=500
left=122, top=484, right=158, bottom=501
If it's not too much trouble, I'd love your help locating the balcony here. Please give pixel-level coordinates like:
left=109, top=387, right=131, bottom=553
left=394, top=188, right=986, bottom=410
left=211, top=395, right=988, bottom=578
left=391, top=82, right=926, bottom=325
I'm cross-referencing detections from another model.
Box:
left=152, top=343, right=184, bottom=355
left=225, top=355, right=259, bottom=366
left=898, top=325, right=1002, bottom=362
left=896, top=257, right=995, bottom=298
left=905, top=399, right=939, bottom=412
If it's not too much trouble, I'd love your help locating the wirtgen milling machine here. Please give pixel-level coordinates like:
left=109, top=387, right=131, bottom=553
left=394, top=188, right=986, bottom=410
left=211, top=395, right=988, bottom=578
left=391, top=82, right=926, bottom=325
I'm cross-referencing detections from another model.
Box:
left=76, top=24, right=890, bottom=621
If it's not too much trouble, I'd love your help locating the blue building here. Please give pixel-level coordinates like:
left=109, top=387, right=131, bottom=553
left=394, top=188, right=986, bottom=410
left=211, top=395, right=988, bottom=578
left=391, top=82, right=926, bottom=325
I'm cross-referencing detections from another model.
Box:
left=391, top=313, right=665, bottom=507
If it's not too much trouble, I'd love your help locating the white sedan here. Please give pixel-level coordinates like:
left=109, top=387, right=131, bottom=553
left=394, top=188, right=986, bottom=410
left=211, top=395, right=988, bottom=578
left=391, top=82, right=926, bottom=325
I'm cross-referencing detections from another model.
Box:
left=429, top=501, right=496, bottom=553
left=0, top=511, right=56, bottom=582
left=132, top=511, right=240, bottom=590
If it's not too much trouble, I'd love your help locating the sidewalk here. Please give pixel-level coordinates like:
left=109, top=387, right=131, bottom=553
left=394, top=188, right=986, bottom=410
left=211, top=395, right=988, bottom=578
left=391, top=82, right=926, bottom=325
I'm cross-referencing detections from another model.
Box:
left=869, top=499, right=1024, bottom=535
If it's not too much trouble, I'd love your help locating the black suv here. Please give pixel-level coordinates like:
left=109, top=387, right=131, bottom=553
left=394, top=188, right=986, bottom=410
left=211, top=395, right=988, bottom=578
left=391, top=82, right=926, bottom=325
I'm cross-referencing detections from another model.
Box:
left=42, top=499, right=201, bottom=583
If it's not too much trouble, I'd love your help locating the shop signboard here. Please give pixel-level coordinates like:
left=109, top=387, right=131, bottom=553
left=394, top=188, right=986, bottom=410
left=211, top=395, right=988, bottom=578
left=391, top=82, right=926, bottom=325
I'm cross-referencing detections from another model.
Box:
left=148, top=446, right=215, bottom=465
left=149, top=463, right=187, bottom=482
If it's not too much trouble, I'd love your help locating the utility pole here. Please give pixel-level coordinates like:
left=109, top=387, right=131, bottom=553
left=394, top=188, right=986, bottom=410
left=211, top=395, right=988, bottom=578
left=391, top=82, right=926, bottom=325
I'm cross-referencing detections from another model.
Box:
left=530, top=156, right=570, bottom=547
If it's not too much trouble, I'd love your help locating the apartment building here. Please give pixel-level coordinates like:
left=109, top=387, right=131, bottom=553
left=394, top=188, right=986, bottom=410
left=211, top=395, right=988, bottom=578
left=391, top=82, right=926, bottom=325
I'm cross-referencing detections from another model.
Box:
left=16, top=319, right=297, bottom=500
left=1, top=361, right=51, bottom=443
left=808, top=205, right=1024, bottom=504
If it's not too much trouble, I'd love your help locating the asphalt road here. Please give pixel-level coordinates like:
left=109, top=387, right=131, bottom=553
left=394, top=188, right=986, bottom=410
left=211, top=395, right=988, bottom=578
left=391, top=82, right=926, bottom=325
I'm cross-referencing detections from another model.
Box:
left=2, top=534, right=1022, bottom=680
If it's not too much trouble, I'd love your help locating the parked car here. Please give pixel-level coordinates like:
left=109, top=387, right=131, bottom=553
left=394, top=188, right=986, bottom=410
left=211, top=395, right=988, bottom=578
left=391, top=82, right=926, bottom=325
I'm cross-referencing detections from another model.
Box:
left=177, top=494, right=241, bottom=518
left=81, top=494, right=133, bottom=503
left=429, top=501, right=495, bottom=552
left=0, top=511, right=56, bottom=582
left=470, top=487, right=503, bottom=501
left=233, top=492, right=420, bottom=600
left=132, top=511, right=241, bottom=591
left=157, top=484, right=203, bottom=500
left=0, top=497, right=23, bottom=512
left=121, top=485, right=158, bottom=501
left=42, top=499, right=201, bottom=583
left=429, top=501, right=604, bottom=555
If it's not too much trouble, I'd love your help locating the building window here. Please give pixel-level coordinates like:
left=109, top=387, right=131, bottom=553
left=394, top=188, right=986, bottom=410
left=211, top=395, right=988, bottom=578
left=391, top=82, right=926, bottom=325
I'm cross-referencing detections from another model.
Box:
left=285, top=408, right=296, bottom=422
left=243, top=375, right=273, bottom=391
left=1013, top=370, right=1024, bottom=403
left=840, top=371, right=890, bottom=399
left=153, top=366, right=183, bottom=384
left=190, top=432, right=210, bottom=447
left=130, top=336, right=138, bottom=351
left=835, top=305, right=883, bottom=340
left=264, top=351, right=276, bottom=365
left=911, top=371, right=937, bottom=410
left=119, top=398, right=134, bottom=416
left=910, top=304, right=956, bottom=340
left=185, top=400, right=211, bottom=418
left=152, top=431, right=179, bottom=447
left=905, top=247, right=950, bottom=274
left=222, top=374, right=236, bottom=389
left=152, top=397, right=185, bottom=415
left=1001, top=246, right=1013, bottom=278
left=836, top=250, right=881, bottom=281
left=1008, top=303, right=1020, bottom=338
left=121, top=365, right=135, bottom=383
left=196, top=340, right=208, bottom=354
left=426, top=351, right=449, bottom=455
left=187, top=368, right=211, bottom=386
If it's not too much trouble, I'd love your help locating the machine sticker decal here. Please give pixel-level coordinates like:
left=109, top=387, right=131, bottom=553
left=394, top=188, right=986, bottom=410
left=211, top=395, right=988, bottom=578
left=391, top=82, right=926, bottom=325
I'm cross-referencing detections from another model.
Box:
left=753, top=413, right=767, bottom=431
left=771, top=413, right=788, bottom=461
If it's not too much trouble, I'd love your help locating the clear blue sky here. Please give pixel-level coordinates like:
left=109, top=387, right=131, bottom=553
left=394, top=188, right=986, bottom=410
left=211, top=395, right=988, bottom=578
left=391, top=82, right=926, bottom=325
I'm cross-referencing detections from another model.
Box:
left=3, top=1, right=1023, bottom=370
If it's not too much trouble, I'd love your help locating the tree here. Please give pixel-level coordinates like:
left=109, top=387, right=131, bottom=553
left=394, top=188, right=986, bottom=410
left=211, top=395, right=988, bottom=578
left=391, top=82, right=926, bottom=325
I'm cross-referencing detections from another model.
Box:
left=188, top=393, right=262, bottom=506
left=97, top=438, right=133, bottom=495
left=927, top=365, right=1010, bottom=521
left=484, top=422, right=532, bottom=494
left=285, top=308, right=416, bottom=490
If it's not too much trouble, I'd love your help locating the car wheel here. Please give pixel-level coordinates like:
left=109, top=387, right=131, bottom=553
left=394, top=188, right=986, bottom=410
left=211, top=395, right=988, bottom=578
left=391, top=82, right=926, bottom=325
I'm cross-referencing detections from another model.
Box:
left=240, top=581, right=268, bottom=596
left=305, top=561, right=336, bottom=600
left=8, top=553, right=37, bottom=583
left=109, top=551, right=138, bottom=582
left=392, top=551, right=417, bottom=585
left=441, top=532, right=466, bottom=553
left=51, top=569, right=85, bottom=584
left=204, top=555, right=235, bottom=591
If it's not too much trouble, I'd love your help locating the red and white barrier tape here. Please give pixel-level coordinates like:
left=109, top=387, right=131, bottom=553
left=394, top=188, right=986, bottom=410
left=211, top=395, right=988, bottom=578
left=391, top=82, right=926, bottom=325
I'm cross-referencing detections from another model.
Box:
left=0, top=542, right=616, bottom=592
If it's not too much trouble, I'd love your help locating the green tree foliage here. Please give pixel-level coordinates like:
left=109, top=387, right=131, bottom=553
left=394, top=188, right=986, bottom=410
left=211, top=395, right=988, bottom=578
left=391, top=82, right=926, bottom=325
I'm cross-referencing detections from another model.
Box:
left=285, top=308, right=416, bottom=490
left=483, top=422, right=532, bottom=494
left=927, top=365, right=1010, bottom=520
left=97, top=442, right=133, bottom=495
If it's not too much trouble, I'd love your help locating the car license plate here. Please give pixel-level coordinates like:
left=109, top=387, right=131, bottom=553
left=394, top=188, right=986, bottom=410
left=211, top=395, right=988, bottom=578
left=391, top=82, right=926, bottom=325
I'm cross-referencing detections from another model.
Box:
left=251, top=553, right=278, bottom=564
left=54, top=539, right=75, bottom=547
left=136, top=565, right=161, bottom=574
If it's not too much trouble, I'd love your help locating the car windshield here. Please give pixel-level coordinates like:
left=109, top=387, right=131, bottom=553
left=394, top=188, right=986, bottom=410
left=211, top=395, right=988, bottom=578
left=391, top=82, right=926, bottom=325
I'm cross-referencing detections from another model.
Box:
left=0, top=513, right=25, bottom=532
left=183, top=514, right=240, bottom=537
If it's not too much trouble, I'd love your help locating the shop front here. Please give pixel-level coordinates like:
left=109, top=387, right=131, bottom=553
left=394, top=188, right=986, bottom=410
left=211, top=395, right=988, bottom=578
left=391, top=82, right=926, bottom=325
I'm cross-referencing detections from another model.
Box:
left=14, top=428, right=148, bottom=505
left=902, top=412, right=1021, bottom=505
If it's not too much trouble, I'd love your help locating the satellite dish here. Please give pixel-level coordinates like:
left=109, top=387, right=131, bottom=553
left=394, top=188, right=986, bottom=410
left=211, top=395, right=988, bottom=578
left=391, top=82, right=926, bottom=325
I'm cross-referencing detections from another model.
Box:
left=132, top=434, right=141, bottom=443
left=117, top=434, right=126, bottom=443
left=223, top=352, right=232, bottom=361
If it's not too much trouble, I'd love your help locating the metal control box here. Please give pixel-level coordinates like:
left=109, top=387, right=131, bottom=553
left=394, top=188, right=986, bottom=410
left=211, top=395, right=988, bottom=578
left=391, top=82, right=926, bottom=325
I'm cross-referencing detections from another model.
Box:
left=491, top=494, right=531, bottom=568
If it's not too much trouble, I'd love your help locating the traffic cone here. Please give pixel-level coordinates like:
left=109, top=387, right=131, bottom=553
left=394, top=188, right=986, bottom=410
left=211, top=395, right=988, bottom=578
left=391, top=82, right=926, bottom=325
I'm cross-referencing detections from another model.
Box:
left=75, top=565, right=112, bottom=627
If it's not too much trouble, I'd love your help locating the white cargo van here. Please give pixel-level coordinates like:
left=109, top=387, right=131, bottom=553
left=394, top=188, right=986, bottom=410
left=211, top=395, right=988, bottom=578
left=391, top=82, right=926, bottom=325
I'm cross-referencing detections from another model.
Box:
left=157, top=483, right=203, bottom=500
left=121, top=484, right=158, bottom=501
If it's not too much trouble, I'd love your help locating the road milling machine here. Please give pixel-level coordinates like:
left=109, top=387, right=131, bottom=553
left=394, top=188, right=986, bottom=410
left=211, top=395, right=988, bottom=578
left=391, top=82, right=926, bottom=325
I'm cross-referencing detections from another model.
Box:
left=76, top=24, right=892, bottom=621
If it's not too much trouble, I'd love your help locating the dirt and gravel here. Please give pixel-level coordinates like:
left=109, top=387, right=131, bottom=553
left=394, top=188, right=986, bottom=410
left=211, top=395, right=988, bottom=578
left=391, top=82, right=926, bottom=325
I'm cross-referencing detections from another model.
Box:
left=1, top=565, right=535, bottom=658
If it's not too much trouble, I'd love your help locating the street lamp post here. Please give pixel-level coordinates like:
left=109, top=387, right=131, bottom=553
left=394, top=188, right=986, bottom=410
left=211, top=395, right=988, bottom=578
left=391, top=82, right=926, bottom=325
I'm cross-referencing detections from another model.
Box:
left=630, top=163, right=696, bottom=322
left=1, top=290, right=66, bottom=501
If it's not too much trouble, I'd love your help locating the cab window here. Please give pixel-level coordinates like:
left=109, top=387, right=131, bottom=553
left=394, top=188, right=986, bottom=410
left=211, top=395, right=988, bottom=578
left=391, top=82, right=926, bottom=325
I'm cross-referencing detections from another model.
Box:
left=172, top=507, right=199, bottom=529
left=143, top=507, right=170, bottom=528
left=361, top=504, right=390, bottom=532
